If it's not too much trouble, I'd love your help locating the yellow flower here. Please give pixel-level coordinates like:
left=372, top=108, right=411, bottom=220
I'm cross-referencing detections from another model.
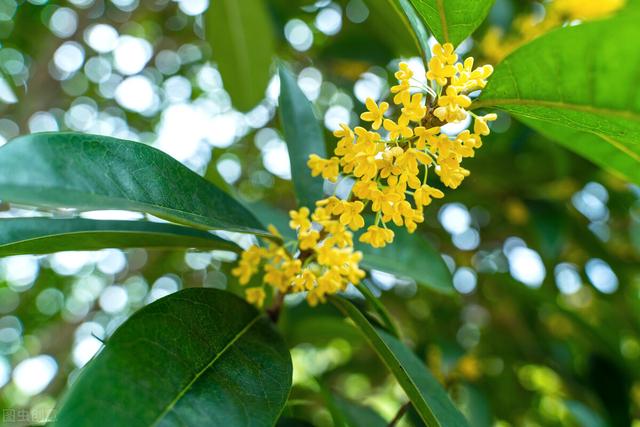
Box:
left=334, top=200, right=365, bottom=230
left=394, top=62, right=413, bottom=81
left=231, top=246, right=264, bottom=285
left=361, top=98, right=389, bottom=130
left=414, top=184, right=445, bottom=207
left=433, top=43, right=457, bottom=64
left=384, top=116, right=413, bottom=140
left=400, top=92, right=427, bottom=123
left=359, top=225, right=394, bottom=248
left=434, top=86, right=471, bottom=123
left=426, top=57, right=455, bottom=86
left=289, top=207, right=312, bottom=232
left=308, top=154, right=340, bottom=182
left=473, top=113, right=497, bottom=136
left=246, top=287, right=266, bottom=308
left=414, top=126, right=440, bottom=150
left=299, top=230, right=320, bottom=250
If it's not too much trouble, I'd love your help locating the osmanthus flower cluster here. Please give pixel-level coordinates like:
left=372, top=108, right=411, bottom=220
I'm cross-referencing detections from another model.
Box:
left=233, top=43, right=495, bottom=307
left=481, top=0, right=624, bottom=63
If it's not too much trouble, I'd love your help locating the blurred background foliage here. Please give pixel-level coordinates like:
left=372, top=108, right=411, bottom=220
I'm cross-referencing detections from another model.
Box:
left=0, top=0, right=639, bottom=426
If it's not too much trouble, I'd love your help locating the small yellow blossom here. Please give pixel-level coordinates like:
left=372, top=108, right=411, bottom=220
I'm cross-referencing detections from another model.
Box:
left=308, top=154, right=340, bottom=182
left=473, top=113, right=497, bottom=136
left=289, top=207, right=312, bottom=232
left=414, top=184, right=445, bottom=207
left=359, top=225, right=394, bottom=248
left=361, top=98, right=389, bottom=130
left=384, top=116, right=413, bottom=140
left=245, top=287, right=266, bottom=308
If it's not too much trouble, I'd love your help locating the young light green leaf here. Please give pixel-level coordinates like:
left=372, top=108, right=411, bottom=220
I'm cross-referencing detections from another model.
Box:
left=278, top=65, right=327, bottom=209
left=331, top=297, right=468, bottom=427
left=408, top=0, right=494, bottom=46
left=206, top=0, right=276, bottom=111
left=473, top=15, right=640, bottom=185
left=0, top=133, right=268, bottom=236
left=357, top=226, right=453, bottom=294
left=0, top=218, right=238, bottom=256
left=54, top=288, right=292, bottom=427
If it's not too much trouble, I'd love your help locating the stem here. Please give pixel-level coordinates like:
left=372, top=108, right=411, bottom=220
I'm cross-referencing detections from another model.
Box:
left=355, top=281, right=400, bottom=338
left=266, top=291, right=285, bottom=323
left=387, top=402, right=410, bottom=427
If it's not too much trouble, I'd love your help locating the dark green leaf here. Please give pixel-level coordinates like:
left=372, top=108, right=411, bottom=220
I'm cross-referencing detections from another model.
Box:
left=474, top=15, right=640, bottom=185
left=278, top=65, right=327, bottom=209
left=276, top=418, right=314, bottom=427
left=357, top=227, right=453, bottom=294
left=54, top=288, right=292, bottom=427
left=206, top=0, right=276, bottom=111
left=367, top=0, right=431, bottom=61
left=0, top=218, right=238, bottom=256
left=0, top=133, right=268, bottom=236
left=333, top=394, right=387, bottom=427
left=331, top=297, right=468, bottom=427
left=408, top=0, right=494, bottom=46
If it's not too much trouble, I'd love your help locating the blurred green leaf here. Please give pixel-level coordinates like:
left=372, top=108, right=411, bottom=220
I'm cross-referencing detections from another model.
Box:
left=408, top=0, right=494, bottom=46
left=357, top=226, right=453, bottom=294
left=474, top=14, right=640, bottom=185
left=0, top=133, right=268, bottom=236
left=206, top=0, right=276, bottom=111
left=54, top=288, right=292, bottom=427
left=278, top=65, right=327, bottom=209
left=332, top=394, right=387, bottom=427
left=276, top=418, right=315, bottom=427
left=0, top=218, right=238, bottom=256
left=331, top=296, right=468, bottom=427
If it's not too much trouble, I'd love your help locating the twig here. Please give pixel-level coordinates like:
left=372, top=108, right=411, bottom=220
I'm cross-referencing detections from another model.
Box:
left=266, top=291, right=285, bottom=323
left=388, top=402, right=410, bottom=427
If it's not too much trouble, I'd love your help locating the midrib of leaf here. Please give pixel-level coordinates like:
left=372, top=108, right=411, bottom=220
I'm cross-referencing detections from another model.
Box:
left=596, top=133, right=640, bottom=162
left=224, top=0, right=253, bottom=102
left=331, top=297, right=441, bottom=427
left=0, top=230, right=229, bottom=250
left=0, top=184, right=270, bottom=236
left=471, top=98, right=640, bottom=123
left=150, top=314, right=263, bottom=426
left=435, top=0, right=449, bottom=42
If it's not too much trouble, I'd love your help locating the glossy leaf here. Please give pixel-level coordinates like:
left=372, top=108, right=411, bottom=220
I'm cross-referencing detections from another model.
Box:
left=0, top=133, right=268, bottom=236
left=408, top=0, right=494, bottom=46
left=368, top=0, right=431, bottom=61
left=331, top=297, right=468, bottom=427
left=474, top=15, right=640, bottom=185
left=0, top=218, right=238, bottom=256
left=357, top=226, right=453, bottom=294
left=206, top=0, right=276, bottom=111
left=54, top=288, right=292, bottom=427
left=278, top=65, right=327, bottom=209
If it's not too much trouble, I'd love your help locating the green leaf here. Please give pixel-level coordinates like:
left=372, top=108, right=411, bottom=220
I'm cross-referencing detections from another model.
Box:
left=368, top=0, right=431, bottom=61
left=278, top=65, right=327, bottom=209
left=206, top=0, right=276, bottom=111
left=408, top=0, right=494, bottom=46
left=0, top=133, right=268, bottom=236
left=357, top=227, right=453, bottom=294
left=54, top=288, right=292, bottom=427
left=0, top=218, right=238, bottom=256
left=332, top=394, right=387, bottom=427
left=331, top=297, right=468, bottom=427
left=473, top=15, right=640, bottom=185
